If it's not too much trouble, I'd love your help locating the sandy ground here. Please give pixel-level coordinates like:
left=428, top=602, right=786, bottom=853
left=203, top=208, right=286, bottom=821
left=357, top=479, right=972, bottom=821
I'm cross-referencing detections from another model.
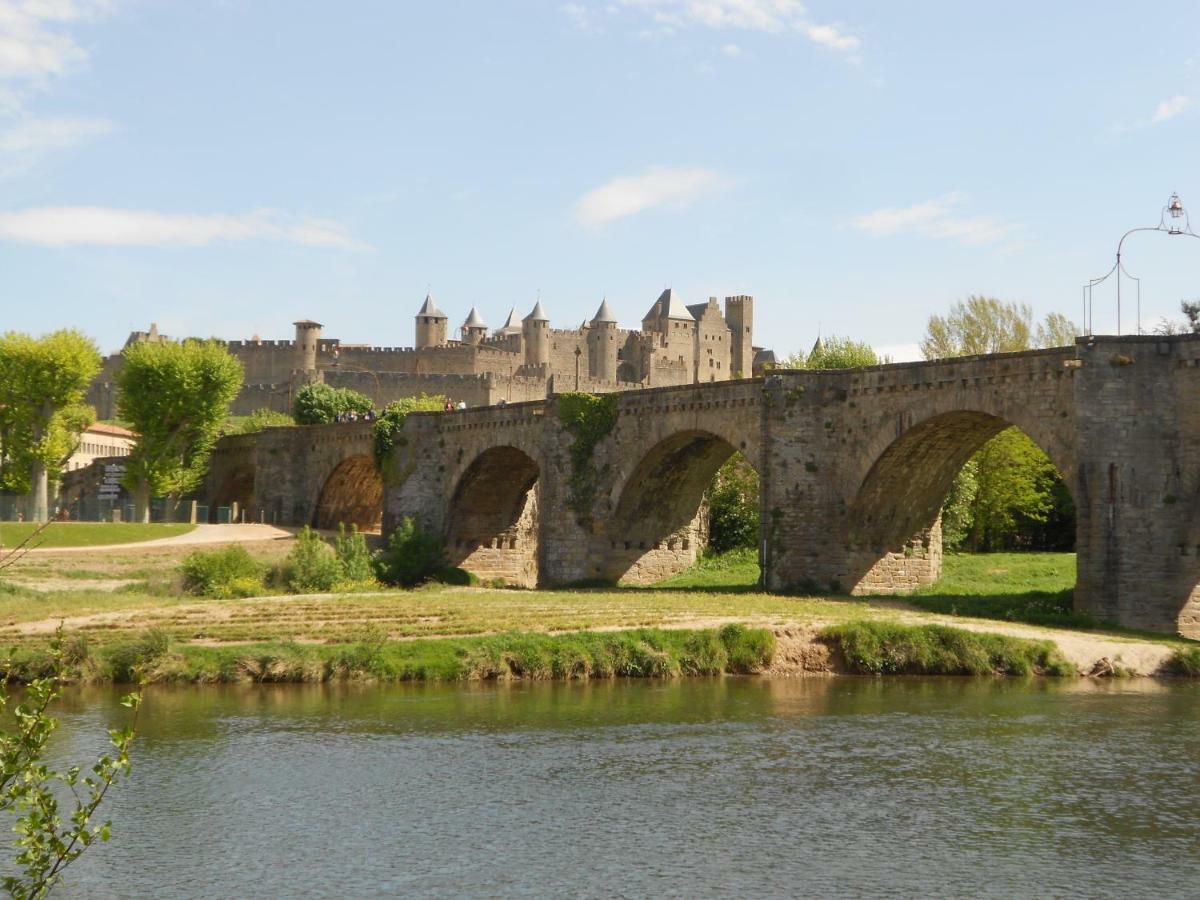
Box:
left=22, top=524, right=295, bottom=554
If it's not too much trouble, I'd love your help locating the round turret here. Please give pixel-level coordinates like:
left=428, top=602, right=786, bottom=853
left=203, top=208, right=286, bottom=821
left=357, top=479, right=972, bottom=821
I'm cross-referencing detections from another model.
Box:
left=415, top=293, right=448, bottom=349
left=588, top=298, right=618, bottom=381
left=293, top=319, right=323, bottom=373
left=522, top=300, right=550, bottom=368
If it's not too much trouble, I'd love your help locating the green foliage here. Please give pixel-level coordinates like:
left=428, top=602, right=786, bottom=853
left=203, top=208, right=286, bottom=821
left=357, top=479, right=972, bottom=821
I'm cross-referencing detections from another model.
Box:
left=283, top=527, right=342, bottom=593
left=921, top=296, right=1035, bottom=359
left=940, top=458, right=978, bottom=550
left=1163, top=647, right=1200, bottom=676
left=0, top=629, right=140, bottom=898
left=823, top=621, right=1075, bottom=676
left=224, top=408, right=294, bottom=434
left=555, top=392, right=619, bottom=523
left=967, top=428, right=1067, bottom=551
left=292, top=383, right=373, bottom=425
left=805, top=335, right=882, bottom=369
left=373, top=517, right=449, bottom=587
left=180, top=546, right=265, bottom=599
left=371, top=395, right=446, bottom=467
left=704, top=454, right=760, bottom=553
left=335, top=524, right=375, bottom=584
left=117, top=339, right=244, bottom=508
left=719, top=623, right=776, bottom=672
left=1036, top=311, right=1079, bottom=348
left=0, top=330, right=102, bottom=516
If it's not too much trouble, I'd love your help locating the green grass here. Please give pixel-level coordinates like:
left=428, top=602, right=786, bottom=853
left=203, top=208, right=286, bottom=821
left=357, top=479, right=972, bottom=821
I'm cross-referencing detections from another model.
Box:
left=909, top=552, right=1090, bottom=628
left=0, top=523, right=195, bottom=549
left=823, top=620, right=1076, bottom=676
left=651, top=547, right=761, bottom=590
left=0, top=625, right=777, bottom=684
left=1162, top=647, right=1200, bottom=676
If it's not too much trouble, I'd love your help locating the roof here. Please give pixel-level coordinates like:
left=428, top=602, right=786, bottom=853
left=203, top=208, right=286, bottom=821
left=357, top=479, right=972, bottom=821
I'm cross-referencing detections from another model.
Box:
left=591, top=298, right=617, bottom=324
left=87, top=422, right=136, bottom=438
left=463, top=306, right=487, bottom=328
left=524, top=300, right=549, bottom=322
left=293, top=319, right=323, bottom=328
left=643, top=288, right=692, bottom=323
left=416, top=293, right=446, bottom=318
left=499, top=307, right=522, bottom=334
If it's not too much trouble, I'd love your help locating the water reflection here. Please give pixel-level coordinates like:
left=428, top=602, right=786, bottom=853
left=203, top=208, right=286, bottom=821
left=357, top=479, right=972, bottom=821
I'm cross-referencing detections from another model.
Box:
left=41, top=677, right=1200, bottom=898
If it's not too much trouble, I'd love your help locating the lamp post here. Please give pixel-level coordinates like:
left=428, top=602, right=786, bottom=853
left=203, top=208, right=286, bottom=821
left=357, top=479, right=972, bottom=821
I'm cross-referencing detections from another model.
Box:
left=574, top=346, right=582, bottom=391
left=1085, top=193, right=1200, bottom=335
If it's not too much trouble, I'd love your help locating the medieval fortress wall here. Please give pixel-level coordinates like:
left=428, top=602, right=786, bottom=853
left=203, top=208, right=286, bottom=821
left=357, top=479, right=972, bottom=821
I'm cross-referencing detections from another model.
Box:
left=86, top=290, right=767, bottom=417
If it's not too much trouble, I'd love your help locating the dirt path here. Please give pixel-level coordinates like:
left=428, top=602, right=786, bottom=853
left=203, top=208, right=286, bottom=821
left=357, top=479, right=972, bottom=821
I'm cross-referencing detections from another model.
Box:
left=22, top=524, right=295, bottom=554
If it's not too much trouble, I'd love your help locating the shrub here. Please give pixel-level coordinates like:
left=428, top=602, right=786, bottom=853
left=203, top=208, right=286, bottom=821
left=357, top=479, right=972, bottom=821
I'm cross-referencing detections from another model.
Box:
left=335, top=524, right=375, bottom=584
left=284, top=527, right=342, bottom=593
left=181, top=546, right=264, bottom=598
left=293, top=383, right=373, bottom=425
left=374, top=517, right=447, bottom=587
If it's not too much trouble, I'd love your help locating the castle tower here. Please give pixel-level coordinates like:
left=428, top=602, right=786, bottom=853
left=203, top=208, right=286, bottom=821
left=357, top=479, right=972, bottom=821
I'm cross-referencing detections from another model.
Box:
left=522, top=300, right=550, bottom=368
left=724, top=295, right=754, bottom=379
left=461, top=307, right=488, bottom=345
left=293, top=319, right=323, bottom=373
left=415, top=293, right=448, bottom=349
left=587, top=298, right=618, bottom=381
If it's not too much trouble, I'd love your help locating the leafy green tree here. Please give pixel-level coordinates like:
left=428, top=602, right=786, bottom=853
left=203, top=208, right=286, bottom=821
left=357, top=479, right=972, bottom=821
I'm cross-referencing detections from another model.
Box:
left=224, top=408, right=294, bottom=435
left=118, top=340, right=244, bottom=522
left=806, top=335, right=882, bottom=369
left=0, top=628, right=140, bottom=898
left=921, top=296, right=1034, bottom=359
left=940, top=458, right=978, bottom=550
left=704, top=454, right=759, bottom=553
left=293, top=383, right=373, bottom=425
left=968, top=428, right=1061, bottom=551
left=1035, top=312, right=1079, bottom=348
left=371, top=395, right=446, bottom=467
left=0, top=331, right=102, bottom=521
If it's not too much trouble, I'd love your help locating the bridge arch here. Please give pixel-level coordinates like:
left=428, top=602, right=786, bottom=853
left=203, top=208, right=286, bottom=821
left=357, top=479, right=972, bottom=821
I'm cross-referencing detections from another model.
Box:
left=446, top=445, right=541, bottom=587
left=211, top=467, right=255, bottom=523
left=314, top=455, right=383, bottom=531
left=847, top=409, right=1076, bottom=593
left=601, top=429, right=753, bottom=584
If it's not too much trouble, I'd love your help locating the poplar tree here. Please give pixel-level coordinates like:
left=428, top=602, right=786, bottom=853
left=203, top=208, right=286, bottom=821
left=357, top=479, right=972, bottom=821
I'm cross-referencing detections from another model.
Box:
left=118, top=340, right=243, bottom=522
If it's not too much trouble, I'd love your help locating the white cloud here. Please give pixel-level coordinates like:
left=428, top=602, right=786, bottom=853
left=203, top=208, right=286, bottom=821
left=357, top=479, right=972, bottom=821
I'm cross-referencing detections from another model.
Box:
left=852, top=192, right=1018, bottom=247
left=0, top=206, right=372, bottom=250
left=0, top=0, right=114, bottom=83
left=1152, top=94, right=1191, bottom=124
left=561, top=2, right=591, bottom=30
left=873, top=342, right=922, bottom=363
left=720, top=42, right=740, bottom=57
left=0, top=113, right=110, bottom=172
left=614, top=0, right=860, bottom=52
left=575, top=166, right=729, bottom=227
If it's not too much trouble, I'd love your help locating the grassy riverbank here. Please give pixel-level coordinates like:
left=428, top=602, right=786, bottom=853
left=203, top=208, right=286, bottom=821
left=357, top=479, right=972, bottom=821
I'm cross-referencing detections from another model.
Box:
left=0, top=522, right=195, bottom=549
left=0, top=539, right=1194, bottom=682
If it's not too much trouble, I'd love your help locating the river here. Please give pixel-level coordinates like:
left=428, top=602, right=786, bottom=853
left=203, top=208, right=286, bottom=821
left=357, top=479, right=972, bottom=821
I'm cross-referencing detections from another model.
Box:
left=39, top=678, right=1200, bottom=898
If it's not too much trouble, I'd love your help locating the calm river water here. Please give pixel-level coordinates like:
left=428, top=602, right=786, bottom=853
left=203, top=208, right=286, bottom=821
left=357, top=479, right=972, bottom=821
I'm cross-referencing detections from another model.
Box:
left=41, top=678, right=1200, bottom=898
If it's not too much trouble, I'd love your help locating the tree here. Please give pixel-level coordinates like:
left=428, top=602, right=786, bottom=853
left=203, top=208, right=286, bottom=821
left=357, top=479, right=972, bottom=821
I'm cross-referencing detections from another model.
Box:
left=224, top=408, right=294, bottom=435
left=118, top=340, right=244, bottom=522
left=967, top=428, right=1061, bottom=551
left=704, top=454, right=759, bottom=553
left=293, top=383, right=373, bottom=425
left=1035, top=311, right=1079, bottom=348
left=806, top=335, right=882, bottom=369
left=0, top=331, right=102, bottom=522
left=920, top=296, right=1034, bottom=359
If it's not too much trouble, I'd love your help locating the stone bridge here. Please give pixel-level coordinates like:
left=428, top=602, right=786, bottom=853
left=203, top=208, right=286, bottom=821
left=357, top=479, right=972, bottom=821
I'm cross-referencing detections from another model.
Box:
left=208, top=334, right=1200, bottom=638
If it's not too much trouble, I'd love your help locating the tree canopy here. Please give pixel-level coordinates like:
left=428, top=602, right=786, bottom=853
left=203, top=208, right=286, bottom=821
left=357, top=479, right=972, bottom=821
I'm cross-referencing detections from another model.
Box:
left=0, top=330, right=101, bottom=520
left=117, top=340, right=243, bottom=521
left=293, top=383, right=373, bottom=425
left=777, top=335, right=883, bottom=370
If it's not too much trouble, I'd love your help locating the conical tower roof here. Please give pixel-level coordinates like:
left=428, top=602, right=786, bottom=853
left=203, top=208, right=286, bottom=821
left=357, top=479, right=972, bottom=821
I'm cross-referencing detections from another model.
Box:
left=591, top=298, right=617, bottom=324
left=499, top=307, right=522, bottom=335
left=642, top=287, right=690, bottom=323
left=524, top=300, right=549, bottom=322
left=462, top=306, right=486, bottom=328
left=417, top=293, right=446, bottom=319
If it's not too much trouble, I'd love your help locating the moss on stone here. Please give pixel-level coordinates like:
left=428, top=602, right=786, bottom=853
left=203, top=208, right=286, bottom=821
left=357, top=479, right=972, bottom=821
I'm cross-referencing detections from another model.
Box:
left=556, top=392, right=619, bottom=524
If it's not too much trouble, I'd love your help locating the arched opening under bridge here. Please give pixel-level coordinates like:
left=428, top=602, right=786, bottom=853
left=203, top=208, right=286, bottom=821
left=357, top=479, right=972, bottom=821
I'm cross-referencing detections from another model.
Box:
left=602, top=430, right=758, bottom=585
left=314, top=456, right=383, bottom=532
left=446, top=446, right=540, bottom=587
left=848, top=410, right=1076, bottom=597
left=212, top=469, right=255, bottom=523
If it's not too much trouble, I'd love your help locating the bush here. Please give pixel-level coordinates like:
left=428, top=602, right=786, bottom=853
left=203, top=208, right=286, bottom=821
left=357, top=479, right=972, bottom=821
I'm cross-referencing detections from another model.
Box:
left=283, top=527, right=342, bottom=593
left=181, top=546, right=264, bottom=598
left=335, top=524, right=375, bottom=585
left=372, top=395, right=446, bottom=467
left=374, top=517, right=447, bottom=587
left=293, top=383, right=373, bottom=425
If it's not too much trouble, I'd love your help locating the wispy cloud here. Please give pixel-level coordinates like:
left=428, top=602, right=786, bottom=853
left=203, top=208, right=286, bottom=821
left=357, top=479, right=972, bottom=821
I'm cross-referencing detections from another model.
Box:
left=852, top=193, right=1018, bottom=247
left=612, top=0, right=860, bottom=53
left=0, top=206, right=372, bottom=250
left=1152, top=94, right=1191, bottom=124
left=0, top=114, right=111, bottom=173
left=720, top=42, right=740, bottom=57
left=0, top=0, right=114, bottom=84
left=575, top=166, right=729, bottom=227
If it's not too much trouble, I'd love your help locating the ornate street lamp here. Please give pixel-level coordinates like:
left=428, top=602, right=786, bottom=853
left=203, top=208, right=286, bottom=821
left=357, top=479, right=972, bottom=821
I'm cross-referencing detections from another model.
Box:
left=1084, top=193, right=1200, bottom=335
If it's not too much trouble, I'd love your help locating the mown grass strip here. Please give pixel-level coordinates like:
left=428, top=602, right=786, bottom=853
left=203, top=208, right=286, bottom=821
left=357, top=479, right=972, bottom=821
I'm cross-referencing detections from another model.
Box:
left=821, top=621, right=1076, bottom=676
left=0, top=625, right=777, bottom=684
left=0, top=523, right=195, bottom=549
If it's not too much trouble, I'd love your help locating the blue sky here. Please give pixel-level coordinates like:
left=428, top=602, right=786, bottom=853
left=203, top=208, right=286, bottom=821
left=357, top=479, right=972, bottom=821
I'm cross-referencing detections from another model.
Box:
left=3, top=1, right=1200, bottom=360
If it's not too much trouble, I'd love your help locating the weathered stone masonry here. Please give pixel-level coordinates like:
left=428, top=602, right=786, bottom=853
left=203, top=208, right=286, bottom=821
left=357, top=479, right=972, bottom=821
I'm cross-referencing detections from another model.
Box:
left=210, top=333, right=1200, bottom=637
